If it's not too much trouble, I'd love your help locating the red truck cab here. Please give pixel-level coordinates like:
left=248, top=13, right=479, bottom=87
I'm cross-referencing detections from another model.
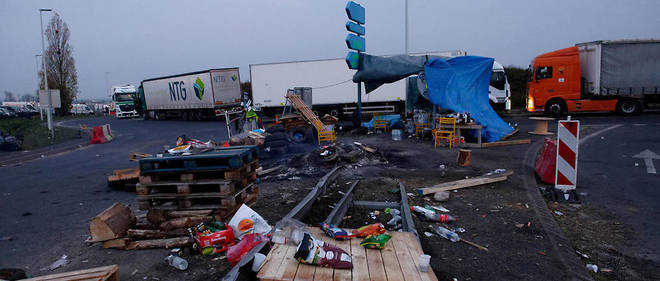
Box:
left=526, top=46, right=618, bottom=115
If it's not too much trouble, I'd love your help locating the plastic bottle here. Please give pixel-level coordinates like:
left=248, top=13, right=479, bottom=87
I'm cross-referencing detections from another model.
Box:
left=433, top=226, right=460, bottom=242
left=385, top=208, right=401, bottom=216
left=411, top=206, right=432, bottom=216
left=387, top=215, right=402, bottom=225
left=424, top=212, right=456, bottom=223
left=165, top=254, right=188, bottom=270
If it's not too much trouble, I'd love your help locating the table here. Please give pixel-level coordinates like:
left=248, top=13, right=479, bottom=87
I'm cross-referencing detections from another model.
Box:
left=257, top=227, right=438, bottom=281
left=438, top=122, right=483, bottom=148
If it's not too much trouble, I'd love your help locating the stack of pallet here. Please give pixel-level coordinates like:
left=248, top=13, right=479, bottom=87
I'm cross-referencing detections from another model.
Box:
left=136, top=146, right=260, bottom=219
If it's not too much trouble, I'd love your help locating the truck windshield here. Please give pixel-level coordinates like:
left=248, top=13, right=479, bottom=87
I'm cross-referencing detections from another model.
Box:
left=490, top=71, right=506, bottom=90
left=114, top=93, right=134, bottom=101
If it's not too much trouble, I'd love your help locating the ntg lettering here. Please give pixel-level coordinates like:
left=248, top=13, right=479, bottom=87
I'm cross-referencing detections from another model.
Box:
left=169, top=81, right=187, bottom=101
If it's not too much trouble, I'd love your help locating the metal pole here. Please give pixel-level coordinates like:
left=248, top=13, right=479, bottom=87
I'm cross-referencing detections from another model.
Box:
left=35, top=54, right=44, bottom=120
left=40, top=9, right=53, bottom=139
left=357, top=82, right=362, bottom=123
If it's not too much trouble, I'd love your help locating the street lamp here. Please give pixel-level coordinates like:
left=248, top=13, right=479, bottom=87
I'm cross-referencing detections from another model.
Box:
left=40, top=8, right=53, bottom=138
left=35, top=54, right=43, bottom=120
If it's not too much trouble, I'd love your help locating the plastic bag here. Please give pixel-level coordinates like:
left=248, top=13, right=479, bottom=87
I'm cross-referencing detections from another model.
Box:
left=360, top=234, right=392, bottom=249
left=355, top=223, right=386, bottom=238
left=319, top=223, right=354, bottom=240
left=294, top=233, right=352, bottom=269
left=229, top=204, right=272, bottom=240
left=226, top=233, right=268, bottom=267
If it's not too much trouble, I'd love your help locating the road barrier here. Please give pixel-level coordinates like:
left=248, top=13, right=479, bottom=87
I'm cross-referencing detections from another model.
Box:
left=535, top=138, right=557, bottom=184
left=90, top=124, right=114, bottom=144
left=555, top=119, right=579, bottom=191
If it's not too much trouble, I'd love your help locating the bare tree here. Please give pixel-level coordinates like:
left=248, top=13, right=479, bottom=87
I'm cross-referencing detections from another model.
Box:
left=3, top=91, right=16, bottom=102
left=19, top=94, right=37, bottom=102
left=39, top=13, right=78, bottom=115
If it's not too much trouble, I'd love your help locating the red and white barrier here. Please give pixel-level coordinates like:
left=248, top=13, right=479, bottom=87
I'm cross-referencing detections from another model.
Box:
left=555, top=118, right=579, bottom=191
left=90, top=124, right=114, bottom=144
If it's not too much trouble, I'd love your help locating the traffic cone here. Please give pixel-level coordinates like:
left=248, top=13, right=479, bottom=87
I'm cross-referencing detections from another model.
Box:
left=223, top=141, right=230, bottom=147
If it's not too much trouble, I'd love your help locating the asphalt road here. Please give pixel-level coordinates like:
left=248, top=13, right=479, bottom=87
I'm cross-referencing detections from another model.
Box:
left=574, top=114, right=660, bottom=263
left=1, top=113, right=658, bottom=279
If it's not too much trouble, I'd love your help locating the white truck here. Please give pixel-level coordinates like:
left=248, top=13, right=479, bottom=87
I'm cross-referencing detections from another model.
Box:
left=111, top=85, right=139, bottom=118
left=490, top=61, right=512, bottom=111
left=139, top=68, right=243, bottom=120
left=250, top=50, right=510, bottom=117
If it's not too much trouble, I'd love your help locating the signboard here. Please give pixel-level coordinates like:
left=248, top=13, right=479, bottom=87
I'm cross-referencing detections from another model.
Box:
left=346, top=21, right=365, bottom=35
left=346, top=52, right=359, bottom=69
left=345, top=34, right=365, bottom=52
left=38, top=89, right=61, bottom=108
left=345, top=1, right=365, bottom=24
left=345, top=1, right=366, bottom=68
left=555, top=119, right=580, bottom=191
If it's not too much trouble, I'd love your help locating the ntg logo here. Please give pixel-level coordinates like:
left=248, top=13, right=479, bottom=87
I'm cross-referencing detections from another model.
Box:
left=193, top=77, right=205, bottom=100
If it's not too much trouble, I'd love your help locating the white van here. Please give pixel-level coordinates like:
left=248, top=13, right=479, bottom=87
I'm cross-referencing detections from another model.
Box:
left=71, top=104, right=94, bottom=115
left=489, top=61, right=511, bottom=110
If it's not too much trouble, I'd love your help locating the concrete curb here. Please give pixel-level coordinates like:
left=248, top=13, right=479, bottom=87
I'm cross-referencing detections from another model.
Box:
left=522, top=139, right=593, bottom=281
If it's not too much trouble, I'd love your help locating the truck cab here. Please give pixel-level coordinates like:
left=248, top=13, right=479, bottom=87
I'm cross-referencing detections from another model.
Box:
left=526, top=46, right=583, bottom=115
left=112, top=85, right=139, bottom=118
left=489, top=61, right=511, bottom=111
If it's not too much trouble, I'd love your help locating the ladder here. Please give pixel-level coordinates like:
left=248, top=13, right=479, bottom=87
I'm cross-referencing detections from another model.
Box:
left=285, top=93, right=336, bottom=145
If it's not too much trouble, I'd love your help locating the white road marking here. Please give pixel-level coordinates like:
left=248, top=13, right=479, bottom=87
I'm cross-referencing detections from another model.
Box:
left=633, top=149, right=660, bottom=174
left=632, top=123, right=648, bottom=126
left=579, top=124, right=623, bottom=145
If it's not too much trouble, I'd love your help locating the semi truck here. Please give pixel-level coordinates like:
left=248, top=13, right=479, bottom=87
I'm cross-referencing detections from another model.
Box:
left=111, top=85, right=139, bottom=118
left=250, top=50, right=511, bottom=117
left=138, top=68, right=243, bottom=120
left=526, top=39, right=660, bottom=116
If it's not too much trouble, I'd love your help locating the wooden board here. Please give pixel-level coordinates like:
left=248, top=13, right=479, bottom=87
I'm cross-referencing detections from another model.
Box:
left=258, top=228, right=436, bottom=281
left=416, top=172, right=512, bottom=195
left=481, top=138, right=531, bottom=148
left=24, top=265, right=118, bottom=281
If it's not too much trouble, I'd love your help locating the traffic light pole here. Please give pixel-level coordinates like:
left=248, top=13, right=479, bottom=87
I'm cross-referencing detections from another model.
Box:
left=357, top=79, right=362, bottom=123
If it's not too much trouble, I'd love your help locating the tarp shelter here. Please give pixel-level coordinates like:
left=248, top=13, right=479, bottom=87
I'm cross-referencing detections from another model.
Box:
left=353, top=54, right=513, bottom=142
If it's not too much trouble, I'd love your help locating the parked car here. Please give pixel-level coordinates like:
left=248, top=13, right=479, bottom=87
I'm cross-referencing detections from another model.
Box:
left=1, top=106, right=31, bottom=118
left=0, top=107, right=17, bottom=119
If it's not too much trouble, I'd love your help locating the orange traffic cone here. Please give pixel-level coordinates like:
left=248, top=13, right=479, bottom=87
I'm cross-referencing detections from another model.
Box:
left=223, top=141, right=230, bottom=147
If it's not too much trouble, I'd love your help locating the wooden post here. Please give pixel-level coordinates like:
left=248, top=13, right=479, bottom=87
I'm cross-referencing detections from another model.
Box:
left=89, top=203, right=136, bottom=242
left=457, top=149, right=471, bottom=167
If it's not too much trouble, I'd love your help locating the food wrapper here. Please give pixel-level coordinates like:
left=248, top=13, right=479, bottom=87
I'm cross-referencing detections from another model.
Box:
left=360, top=234, right=392, bottom=249
left=228, top=204, right=272, bottom=240
left=319, top=223, right=354, bottom=240
left=294, top=233, right=353, bottom=269
left=355, top=223, right=386, bottom=238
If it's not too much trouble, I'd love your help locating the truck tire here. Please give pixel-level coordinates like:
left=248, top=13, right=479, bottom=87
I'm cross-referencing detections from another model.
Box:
left=616, top=99, right=641, bottom=115
left=287, top=127, right=309, bottom=143
left=330, top=108, right=340, bottom=117
left=545, top=99, right=566, bottom=117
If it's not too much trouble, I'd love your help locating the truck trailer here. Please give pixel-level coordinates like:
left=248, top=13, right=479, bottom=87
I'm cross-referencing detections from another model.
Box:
left=139, top=68, right=243, bottom=120
left=251, top=50, right=511, bottom=117
left=527, top=39, right=660, bottom=116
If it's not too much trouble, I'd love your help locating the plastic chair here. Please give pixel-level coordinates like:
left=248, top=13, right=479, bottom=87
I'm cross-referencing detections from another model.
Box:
left=373, top=113, right=389, bottom=133
left=433, top=117, right=456, bottom=148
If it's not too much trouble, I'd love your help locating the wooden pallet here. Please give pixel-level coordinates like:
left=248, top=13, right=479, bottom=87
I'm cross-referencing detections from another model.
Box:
left=136, top=176, right=252, bottom=196
left=257, top=228, right=438, bottom=281
left=24, top=265, right=118, bottom=281
left=139, top=160, right=259, bottom=184
left=138, top=184, right=258, bottom=211
left=139, top=146, right=258, bottom=173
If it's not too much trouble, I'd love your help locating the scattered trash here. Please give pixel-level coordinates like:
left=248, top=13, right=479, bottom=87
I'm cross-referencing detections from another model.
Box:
left=355, top=223, right=386, bottom=238
left=360, top=234, right=392, bottom=249
left=586, top=264, right=598, bottom=273
left=288, top=176, right=301, bottom=181
left=553, top=210, right=564, bottom=216
left=575, top=250, right=589, bottom=259
left=165, top=254, right=188, bottom=270
left=384, top=208, right=400, bottom=216
left=227, top=233, right=269, bottom=266
left=411, top=206, right=456, bottom=222
left=295, top=233, right=353, bottom=269
left=453, top=227, right=466, bottom=233
left=44, top=255, right=69, bottom=271
left=432, top=226, right=459, bottom=242
left=387, top=215, right=402, bottom=225
left=131, top=269, right=139, bottom=276
left=423, top=232, right=434, bottom=237
left=228, top=204, right=272, bottom=240
left=251, top=253, right=267, bottom=272
left=319, top=223, right=354, bottom=240
left=193, top=218, right=235, bottom=255
left=601, top=268, right=613, bottom=273
left=428, top=205, right=450, bottom=213
left=418, top=254, right=431, bottom=272
left=433, top=191, right=451, bottom=202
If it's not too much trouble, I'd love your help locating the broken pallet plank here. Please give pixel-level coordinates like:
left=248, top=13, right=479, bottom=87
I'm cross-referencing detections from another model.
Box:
left=416, top=175, right=511, bottom=195
left=88, top=203, right=136, bottom=242
left=123, top=236, right=192, bottom=250
left=500, top=128, right=519, bottom=140
left=481, top=138, right=531, bottom=148
left=23, top=265, right=119, bottom=281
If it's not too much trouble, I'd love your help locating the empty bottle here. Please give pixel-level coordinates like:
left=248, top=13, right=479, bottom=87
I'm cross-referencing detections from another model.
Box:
left=385, top=208, right=401, bottom=216
left=424, top=212, right=456, bottom=223
left=433, top=226, right=460, bottom=242
left=165, top=254, right=188, bottom=270
left=387, top=215, right=402, bottom=225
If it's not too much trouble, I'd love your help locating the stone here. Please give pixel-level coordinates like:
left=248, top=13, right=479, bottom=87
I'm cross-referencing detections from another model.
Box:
left=433, top=191, right=450, bottom=202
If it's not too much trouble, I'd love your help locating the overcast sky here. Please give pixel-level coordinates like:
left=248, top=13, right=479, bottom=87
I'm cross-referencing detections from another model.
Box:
left=1, top=0, right=659, bottom=100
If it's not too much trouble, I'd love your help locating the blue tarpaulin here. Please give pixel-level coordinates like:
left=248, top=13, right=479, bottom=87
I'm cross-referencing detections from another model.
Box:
left=424, top=56, right=513, bottom=142
left=361, top=114, right=403, bottom=129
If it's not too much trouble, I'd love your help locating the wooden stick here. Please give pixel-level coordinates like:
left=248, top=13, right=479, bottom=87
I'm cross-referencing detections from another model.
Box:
left=481, top=139, right=531, bottom=148
left=500, top=129, right=519, bottom=140
left=460, top=238, right=489, bottom=252
left=257, top=165, right=282, bottom=176
left=123, top=236, right=192, bottom=250
left=127, top=228, right=188, bottom=239
left=158, top=216, right=212, bottom=231
left=417, top=174, right=511, bottom=195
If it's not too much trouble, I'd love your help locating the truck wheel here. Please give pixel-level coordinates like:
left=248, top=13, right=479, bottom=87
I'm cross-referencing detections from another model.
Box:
left=617, top=100, right=641, bottom=115
left=287, top=127, right=309, bottom=143
left=330, top=109, right=340, bottom=117
left=545, top=99, right=566, bottom=117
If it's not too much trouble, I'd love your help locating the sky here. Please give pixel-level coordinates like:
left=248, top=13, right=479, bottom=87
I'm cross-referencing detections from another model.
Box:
left=1, top=0, right=659, bottom=100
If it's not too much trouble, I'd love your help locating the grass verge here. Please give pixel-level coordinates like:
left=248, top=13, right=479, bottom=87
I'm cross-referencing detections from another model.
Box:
left=0, top=118, right=80, bottom=150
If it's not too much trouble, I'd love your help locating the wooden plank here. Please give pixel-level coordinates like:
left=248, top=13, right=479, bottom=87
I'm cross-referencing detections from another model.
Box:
left=294, top=264, right=316, bottom=281
left=24, top=265, right=118, bottom=281
left=278, top=245, right=301, bottom=281
left=257, top=243, right=289, bottom=281
left=500, top=128, right=519, bottom=140
left=481, top=138, right=531, bottom=148
left=416, top=175, right=509, bottom=195
left=380, top=235, right=405, bottom=281
left=390, top=233, right=423, bottom=281
left=350, top=236, right=370, bottom=281
left=332, top=237, right=352, bottom=281
left=365, top=248, right=387, bottom=281
left=399, top=233, right=438, bottom=281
